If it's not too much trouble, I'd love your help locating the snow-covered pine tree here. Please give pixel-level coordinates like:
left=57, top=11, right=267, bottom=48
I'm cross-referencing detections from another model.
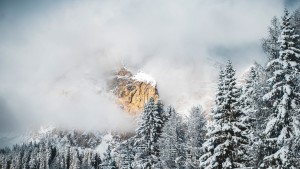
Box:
left=81, top=150, right=90, bottom=169
left=64, top=146, right=71, bottom=169
left=157, top=100, right=169, bottom=125
left=29, top=147, right=38, bottom=169
left=240, top=66, right=259, bottom=131
left=5, top=155, right=12, bottom=169
left=249, top=62, right=270, bottom=134
left=50, top=151, right=61, bottom=169
left=260, top=10, right=300, bottom=169
left=117, top=140, right=134, bottom=169
left=159, top=106, right=185, bottom=168
left=133, top=97, right=164, bottom=169
left=244, top=62, right=275, bottom=168
left=60, top=155, right=67, bottom=169
left=239, top=66, right=261, bottom=167
left=291, top=9, right=300, bottom=43
left=262, top=16, right=281, bottom=61
left=199, top=61, right=249, bottom=169
left=38, top=143, right=47, bottom=169
left=90, top=152, right=101, bottom=169
left=100, top=145, right=117, bottom=169
left=70, top=148, right=81, bottom=169
left=22, top=149, right=31, bottom=169
left=186, top=106, right=207, bottom=167
left=45, top=141, right=54, bottom=169
left=1, top=155, right=9, bottom=169
left=0, top=154, right=6, bottom=169
left=12, top=151, right=22, bottom=169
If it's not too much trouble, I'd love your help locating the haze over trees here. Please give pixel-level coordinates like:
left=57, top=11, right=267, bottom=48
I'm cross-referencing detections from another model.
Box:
left=1, top=8, right=300, bottom=169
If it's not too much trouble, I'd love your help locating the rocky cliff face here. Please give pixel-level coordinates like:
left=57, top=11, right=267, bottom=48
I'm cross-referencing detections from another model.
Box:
left=108, top=67, right=159, bottom=115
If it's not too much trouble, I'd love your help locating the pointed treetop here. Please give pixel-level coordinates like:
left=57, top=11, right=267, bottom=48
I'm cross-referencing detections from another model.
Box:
left=281, top=9, right=292, bottom=30
left=225, top=60, right=234, bottom=71
left=283, top=8, right=290, bottom=20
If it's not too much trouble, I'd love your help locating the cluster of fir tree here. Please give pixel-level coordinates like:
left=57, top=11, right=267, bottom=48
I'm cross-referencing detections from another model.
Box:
left=0, top=127, right=120, bottom=169
left=115, top=98, right=207, bottom=169
left=200, top=9, right=300, bottom=169
left=0, top=140, right=102, bottom=169
left=116, top=9, right=300, bottom=169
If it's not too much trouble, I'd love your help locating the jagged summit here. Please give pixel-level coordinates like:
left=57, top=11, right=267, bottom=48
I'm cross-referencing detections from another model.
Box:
left=108, top=66, right=159, bottom=115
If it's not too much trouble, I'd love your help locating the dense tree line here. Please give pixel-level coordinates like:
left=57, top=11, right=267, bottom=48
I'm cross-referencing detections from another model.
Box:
left=2, top=9, right=300, bottom=169
left=0, top=140, right=102, bottom=169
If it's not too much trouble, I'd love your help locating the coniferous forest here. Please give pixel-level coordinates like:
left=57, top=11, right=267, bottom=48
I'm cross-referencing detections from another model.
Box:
left=2, top=7, right=300, bottom=169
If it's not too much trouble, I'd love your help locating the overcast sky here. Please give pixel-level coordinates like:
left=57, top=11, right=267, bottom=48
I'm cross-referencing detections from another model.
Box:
left=0, top=0, right=298, bottom=135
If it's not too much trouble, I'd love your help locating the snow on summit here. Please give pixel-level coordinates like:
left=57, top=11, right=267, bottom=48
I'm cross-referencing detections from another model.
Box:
left=132, top=72, right=157, bottom=86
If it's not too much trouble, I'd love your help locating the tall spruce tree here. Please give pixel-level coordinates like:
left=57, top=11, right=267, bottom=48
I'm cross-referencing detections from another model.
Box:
left=260, top=10, right=300, bottom=169
left=239, top=66, right=259, bottom=136
left=117, top=140, right=134, bottom=169
left=291, top=9, right=300, bottom=44
left=199, top=61, right=249, bottom=169
left=186, top=106, right=207, bottom=167
left=262, top=16, right=281, bottom=61
left=247, top=63, right=274, bottom=168
left=239, top=66, right=261, bottom=167
left=133, top=97, right=164, bottom=168
left=159, top=107, right=185, bottom=168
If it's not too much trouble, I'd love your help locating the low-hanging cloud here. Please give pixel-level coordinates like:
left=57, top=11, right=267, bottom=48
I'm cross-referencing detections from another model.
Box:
left=0, top=0, right=287, bottom=134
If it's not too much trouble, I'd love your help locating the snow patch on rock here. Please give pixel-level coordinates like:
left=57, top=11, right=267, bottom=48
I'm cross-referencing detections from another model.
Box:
left=132, top=72, right=156, bottom=86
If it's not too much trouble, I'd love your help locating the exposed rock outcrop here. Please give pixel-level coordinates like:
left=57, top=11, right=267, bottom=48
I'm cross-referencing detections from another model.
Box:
left=108, top=67, right=159, bottom=115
